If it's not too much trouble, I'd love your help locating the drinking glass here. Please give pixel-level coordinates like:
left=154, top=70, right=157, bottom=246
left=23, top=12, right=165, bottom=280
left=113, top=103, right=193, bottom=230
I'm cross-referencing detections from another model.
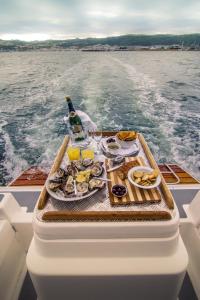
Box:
left=81, top=149, right=95, bottom=160
left=92, top=129, right=102, bottom=155
left=67, top=147, right=81, bottom=161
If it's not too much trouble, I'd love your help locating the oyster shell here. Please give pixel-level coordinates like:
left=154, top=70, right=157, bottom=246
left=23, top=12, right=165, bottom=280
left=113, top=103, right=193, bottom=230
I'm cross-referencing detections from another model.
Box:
left=64, top=183, right=74, bottom=194
left=49, top=176, right=63, bottom=184
left=89, top=178, right=105, bottom=190
left=66, top=163, right=78, bottom=177
left=49, top=181, right=61, bottom=191
left=76, top=182, right=89, bottom=194
left=56, top=168, right=66, bottom=178
left=82, top=158, right=93, bottom=167
left=91, top=162, right=103, bottom=177
left=74, top=160, right=85, bottom=171
left=66, top=175, right=74, bottom=185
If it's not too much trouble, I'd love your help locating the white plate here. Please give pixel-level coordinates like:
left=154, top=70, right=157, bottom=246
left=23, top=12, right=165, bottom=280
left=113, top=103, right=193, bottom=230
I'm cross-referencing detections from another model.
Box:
left=101, top=138, right=139, bottom=157
left=128, top=166, right=161, bottom=189
left=115, top=135, right=137, bottom=149
left=46, top=163, right=106, bottom=202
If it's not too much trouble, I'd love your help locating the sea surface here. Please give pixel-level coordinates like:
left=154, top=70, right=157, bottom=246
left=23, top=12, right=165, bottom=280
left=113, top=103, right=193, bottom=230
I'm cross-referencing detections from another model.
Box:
left=0, top=50, right=200, bottom=185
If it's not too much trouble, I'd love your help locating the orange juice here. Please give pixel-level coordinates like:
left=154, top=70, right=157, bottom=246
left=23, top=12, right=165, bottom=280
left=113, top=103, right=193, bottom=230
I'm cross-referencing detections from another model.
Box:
left=67, top=147, right=80, bottom=161
left=81, top=149, right=94, bottom=160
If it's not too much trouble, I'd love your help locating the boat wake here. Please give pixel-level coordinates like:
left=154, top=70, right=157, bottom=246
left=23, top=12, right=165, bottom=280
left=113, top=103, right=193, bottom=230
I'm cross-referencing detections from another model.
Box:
left=110, top=56, right=200, bottom=177
left=0, top=51, right=199, bottom=185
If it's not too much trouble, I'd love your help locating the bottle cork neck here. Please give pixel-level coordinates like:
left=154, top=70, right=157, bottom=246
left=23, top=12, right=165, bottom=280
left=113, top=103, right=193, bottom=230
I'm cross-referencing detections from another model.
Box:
left=65, top=96, right=71, bottom=102
left=69, top=111, right=76, bottom=117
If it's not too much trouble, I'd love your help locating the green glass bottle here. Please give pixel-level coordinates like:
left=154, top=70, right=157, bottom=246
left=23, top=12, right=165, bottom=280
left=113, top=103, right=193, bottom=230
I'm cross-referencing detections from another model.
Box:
left=65, top=96, right=85, bottom=142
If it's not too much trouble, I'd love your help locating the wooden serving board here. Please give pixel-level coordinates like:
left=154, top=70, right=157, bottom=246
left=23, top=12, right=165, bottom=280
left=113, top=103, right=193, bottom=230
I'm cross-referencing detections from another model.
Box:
left=106, top=157, right=161, bottom=206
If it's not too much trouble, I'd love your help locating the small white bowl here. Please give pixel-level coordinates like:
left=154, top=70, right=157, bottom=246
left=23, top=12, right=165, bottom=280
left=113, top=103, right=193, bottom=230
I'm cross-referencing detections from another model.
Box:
left=115, top=135, right=137, bottom=149
left=128, top=166, right=161, bottom=189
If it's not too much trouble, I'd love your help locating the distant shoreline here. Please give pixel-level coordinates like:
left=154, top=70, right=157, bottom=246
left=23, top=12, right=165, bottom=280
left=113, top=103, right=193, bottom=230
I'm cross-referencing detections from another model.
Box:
left=1, top=33, right=200, bottom=52
left=0, top=48, right=199, bottom=53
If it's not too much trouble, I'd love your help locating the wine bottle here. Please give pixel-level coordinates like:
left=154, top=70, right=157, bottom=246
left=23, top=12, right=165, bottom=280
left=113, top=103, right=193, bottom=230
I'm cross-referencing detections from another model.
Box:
left=65, top=96, right=85, bottom=142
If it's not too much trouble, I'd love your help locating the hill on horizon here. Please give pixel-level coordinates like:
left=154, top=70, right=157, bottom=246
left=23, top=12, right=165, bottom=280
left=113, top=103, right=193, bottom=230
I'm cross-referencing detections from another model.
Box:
left=1, top=33, right=200, bottom=50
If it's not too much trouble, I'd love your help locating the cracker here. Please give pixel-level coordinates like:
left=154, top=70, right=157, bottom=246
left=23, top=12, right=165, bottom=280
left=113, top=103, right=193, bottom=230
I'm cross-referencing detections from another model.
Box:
left=133, top=171, right=144, bottom=178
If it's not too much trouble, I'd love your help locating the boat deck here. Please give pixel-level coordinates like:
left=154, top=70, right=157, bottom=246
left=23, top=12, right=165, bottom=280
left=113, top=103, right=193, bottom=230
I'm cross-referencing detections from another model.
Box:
left=2, top=154, right=200, bottom=300
left=9, top=164, right=199, bottom=186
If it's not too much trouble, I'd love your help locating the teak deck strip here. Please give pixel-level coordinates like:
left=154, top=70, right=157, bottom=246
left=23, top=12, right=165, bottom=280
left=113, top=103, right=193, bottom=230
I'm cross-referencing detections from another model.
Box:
left=106, top=157, right=161, bottom=206
left=9, top=167, right=48, bottom=186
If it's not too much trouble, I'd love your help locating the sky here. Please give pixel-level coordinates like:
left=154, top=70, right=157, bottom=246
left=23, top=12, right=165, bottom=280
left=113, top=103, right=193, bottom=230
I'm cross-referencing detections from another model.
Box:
left=0, top=0, right=200, bottom=41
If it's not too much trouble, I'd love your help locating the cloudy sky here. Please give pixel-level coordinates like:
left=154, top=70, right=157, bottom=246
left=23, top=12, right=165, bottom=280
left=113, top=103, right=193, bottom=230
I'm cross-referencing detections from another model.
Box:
left=0, top=0, right=200, bottom=41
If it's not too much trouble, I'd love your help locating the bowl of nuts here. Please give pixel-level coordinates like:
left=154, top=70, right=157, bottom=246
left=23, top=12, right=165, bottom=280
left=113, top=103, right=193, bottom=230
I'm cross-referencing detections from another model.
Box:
left=128, top=166, right=161, bottom=189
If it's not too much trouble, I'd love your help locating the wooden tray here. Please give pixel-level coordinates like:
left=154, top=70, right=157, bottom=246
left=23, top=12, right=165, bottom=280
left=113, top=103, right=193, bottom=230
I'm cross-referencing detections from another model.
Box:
left=37, top=132, right=173, bottom=221
left=106, top=157, right=161, bottom=206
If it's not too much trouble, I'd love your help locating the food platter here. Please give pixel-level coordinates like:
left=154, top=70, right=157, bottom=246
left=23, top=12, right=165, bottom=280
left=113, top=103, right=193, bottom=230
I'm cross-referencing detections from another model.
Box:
left=46, top=159, right=106, bottom=202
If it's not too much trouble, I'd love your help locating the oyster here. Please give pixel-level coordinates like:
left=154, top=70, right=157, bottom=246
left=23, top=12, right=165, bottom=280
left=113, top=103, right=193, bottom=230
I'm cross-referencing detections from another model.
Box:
left=49, top=174, right=63, bottom=184
left=74, top=160, right=85, bottom=171
left=64, top=176, right=74, bottom=194
left=64, top=183, right=74, bottom=194
left=66, top=164, right=73, bottom=175
left=82, top=158, right=93, bottom=167
left=66, top=163, right=78, bottom=177
left=49, top=181, right=61, bottom=191
left=66, top=175, right=74, bottom=185
left=91, top=162, right=103, bottom=177
left=56, top=168, right=66, bottom=178
left=76, top=182, right=89, bottom=194
left=89, top=178, right=105, bottom=190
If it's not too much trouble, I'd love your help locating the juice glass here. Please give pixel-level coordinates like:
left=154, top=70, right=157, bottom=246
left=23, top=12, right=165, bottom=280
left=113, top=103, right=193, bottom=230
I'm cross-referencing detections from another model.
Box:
left=67, top=147, right=80, bottom=161
left=81, top=149, right=95, bottom=160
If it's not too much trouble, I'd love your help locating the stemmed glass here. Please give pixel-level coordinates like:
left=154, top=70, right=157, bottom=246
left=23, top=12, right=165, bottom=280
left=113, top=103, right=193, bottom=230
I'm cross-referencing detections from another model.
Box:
left=91, top=128, right=102, bottom=155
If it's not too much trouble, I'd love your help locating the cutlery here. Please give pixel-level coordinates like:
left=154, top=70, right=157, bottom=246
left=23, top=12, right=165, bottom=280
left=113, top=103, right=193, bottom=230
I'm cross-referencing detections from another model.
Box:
left=106, top=164, right=123, bottom=173
left=73, top=180, right=77, bottom=195
left=97, top=177, right=112, bottom=182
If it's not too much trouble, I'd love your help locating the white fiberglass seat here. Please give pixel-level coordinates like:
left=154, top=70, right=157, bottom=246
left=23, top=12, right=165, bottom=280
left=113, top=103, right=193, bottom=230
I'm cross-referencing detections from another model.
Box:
left=0, top=193, right=32, bottom=300
left=180, top=191, right=200, bottom=298
left=0, top=219, right=26, bottom=300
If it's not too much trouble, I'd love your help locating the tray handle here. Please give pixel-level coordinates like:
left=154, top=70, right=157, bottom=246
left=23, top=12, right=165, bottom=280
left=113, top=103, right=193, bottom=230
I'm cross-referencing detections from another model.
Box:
left=42, top=210, right=171, bottom=221
left=138, top=133, right=174, bottom=209
left=37, top=135, right=70, bottom=210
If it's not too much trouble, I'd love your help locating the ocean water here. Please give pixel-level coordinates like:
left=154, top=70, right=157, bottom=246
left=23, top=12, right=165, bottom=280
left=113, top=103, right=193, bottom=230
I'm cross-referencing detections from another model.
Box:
left=0, top=51, right=200, bottom=185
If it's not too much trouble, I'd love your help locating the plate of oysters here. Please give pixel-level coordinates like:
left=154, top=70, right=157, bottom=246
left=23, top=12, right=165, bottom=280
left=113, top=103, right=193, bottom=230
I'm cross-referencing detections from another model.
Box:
left=46, top=158, right=106, bottom=201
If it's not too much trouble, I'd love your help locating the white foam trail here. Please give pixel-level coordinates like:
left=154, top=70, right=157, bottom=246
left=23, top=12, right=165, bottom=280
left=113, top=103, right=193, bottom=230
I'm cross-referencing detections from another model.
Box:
left=111, top=56, right=199, bottom=177
left=3, top=132, right=28, bottom=183
left=111, top=56, right=180, bottom=129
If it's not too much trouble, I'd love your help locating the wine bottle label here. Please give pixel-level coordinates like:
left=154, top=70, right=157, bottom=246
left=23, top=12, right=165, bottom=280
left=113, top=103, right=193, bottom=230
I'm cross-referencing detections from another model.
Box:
left=71, top=125, right=85, bottom=141
left=72, top=125, right=83, bottom=134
